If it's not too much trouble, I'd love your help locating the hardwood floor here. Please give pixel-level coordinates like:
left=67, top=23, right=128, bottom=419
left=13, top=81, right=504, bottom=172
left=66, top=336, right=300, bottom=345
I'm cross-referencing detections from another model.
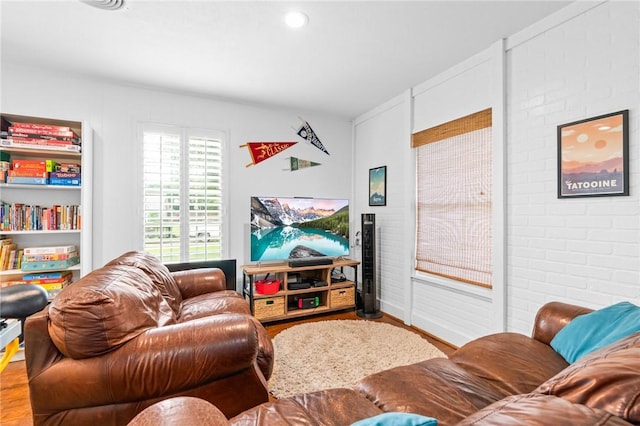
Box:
left=0, top=310, right=455, bottom=425
left=0, top=359, right=30, bottom=426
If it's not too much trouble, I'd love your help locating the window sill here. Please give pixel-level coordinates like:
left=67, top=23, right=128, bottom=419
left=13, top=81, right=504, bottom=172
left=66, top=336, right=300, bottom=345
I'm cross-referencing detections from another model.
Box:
left=412, top=271, right=492, bottom=301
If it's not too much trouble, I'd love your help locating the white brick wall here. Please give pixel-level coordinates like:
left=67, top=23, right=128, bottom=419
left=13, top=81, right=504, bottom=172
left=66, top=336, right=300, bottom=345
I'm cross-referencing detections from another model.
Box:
left=507, top=1, right=640, bottom=334
left=354, top=1, right=639, bottom=344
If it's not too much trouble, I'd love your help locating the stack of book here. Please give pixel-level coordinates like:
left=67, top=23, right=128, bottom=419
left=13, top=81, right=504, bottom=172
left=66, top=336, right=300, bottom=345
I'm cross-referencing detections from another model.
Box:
left=20, top=245, right=79, bottom=272
left=0, top=121, right=81, bottom=153
left=1, top=157, right=81, bottom=186
left=21, top=270, right=73, bottom=300
left=0, top=237, right=21, bottom=271
left=6, top=159, right=48, bottom=185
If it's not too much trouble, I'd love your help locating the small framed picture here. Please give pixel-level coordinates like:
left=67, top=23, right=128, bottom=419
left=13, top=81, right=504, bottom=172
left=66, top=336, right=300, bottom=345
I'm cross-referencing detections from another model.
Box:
left=369, top=166, right=387, bottom=206
left=557, top=110, right=629, bottom=198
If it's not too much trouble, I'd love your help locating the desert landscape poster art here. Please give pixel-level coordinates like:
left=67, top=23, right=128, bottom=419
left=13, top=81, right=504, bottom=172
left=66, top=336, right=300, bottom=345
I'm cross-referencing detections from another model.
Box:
left=558, top=110, right=629, bottom=198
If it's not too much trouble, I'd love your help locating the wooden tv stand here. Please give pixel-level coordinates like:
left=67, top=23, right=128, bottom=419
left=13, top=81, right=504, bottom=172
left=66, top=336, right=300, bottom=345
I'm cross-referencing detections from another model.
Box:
left=242, top=259, right=359, bottom=322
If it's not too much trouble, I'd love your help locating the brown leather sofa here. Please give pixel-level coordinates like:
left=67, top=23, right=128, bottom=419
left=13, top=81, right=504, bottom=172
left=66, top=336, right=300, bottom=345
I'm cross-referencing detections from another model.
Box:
left=130, top=301, right=639, bottom=425
left=24, top=251, right=274, bottom=426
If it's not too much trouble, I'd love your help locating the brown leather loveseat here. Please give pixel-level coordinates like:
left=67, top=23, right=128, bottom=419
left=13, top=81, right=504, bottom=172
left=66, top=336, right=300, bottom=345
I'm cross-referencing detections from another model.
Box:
left=131, top=301, right=640, bottom=425
left=24, top=251, right=274, bottom=426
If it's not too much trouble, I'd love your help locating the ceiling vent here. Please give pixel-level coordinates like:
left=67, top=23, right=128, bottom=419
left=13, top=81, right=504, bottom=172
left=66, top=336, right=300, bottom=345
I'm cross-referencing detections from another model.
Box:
left=80, top=0, right=125, bottom=11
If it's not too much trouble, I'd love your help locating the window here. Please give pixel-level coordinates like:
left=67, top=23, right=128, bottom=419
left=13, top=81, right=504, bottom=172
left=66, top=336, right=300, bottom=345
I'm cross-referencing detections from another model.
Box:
left=140, top=124, right=225, bottom=263
left=413, top=109, right=492, bottom=287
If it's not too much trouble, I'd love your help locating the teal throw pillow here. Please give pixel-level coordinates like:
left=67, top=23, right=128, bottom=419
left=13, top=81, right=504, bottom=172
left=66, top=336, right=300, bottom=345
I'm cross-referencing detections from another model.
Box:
left=550, top=301, right=640, bottom=363
left=351, top=412, right=438, bottom=426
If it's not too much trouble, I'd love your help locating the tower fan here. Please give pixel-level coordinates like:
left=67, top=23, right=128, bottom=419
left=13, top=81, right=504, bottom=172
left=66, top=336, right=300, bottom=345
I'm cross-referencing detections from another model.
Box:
left=357, top=213, right=382, bottom=319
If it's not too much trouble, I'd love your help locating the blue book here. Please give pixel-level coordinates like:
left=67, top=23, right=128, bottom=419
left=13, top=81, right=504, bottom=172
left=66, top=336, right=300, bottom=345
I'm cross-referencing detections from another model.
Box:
left=7, top=176, right=47, bottom=185
left=48, top=177, right=81, bottom=186
left=22, top=271, right=69, bottom=280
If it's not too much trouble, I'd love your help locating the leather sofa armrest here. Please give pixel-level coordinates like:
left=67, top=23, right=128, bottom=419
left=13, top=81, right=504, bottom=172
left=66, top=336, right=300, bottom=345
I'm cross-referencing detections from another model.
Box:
left=24, top=308, right=62, bottom=380
left=29, top=314, right=261, bottom=411
left=128, top=396, right=230, bottom=426
left=172, top=268, right=227, bottom=299
left=531, top=301, right=594, bottom=345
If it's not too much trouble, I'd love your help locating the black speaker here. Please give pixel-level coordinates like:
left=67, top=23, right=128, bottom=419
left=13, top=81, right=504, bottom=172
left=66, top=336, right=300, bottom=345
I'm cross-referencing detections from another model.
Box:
left=358, top=213, right=382, bottom=319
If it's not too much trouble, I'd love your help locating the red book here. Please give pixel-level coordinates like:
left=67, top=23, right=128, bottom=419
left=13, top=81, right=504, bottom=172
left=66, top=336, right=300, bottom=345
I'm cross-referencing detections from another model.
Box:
left=8, top=126, right=75, bottom=138
left=12, top=159, right=47, bottom=171
left=8, top=136, right=75, bottom=146
left=12, top=122, right=71, bottom=133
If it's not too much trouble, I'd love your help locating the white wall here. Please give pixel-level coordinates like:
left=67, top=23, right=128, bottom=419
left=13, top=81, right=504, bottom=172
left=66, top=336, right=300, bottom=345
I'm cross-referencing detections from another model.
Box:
left=506, top=0, right=640, bottom=333
left=353, top=94, right=412, bottom=321
left=353, top=0, right=640, bottom=345
left=0, top=66, right=353, bottom=287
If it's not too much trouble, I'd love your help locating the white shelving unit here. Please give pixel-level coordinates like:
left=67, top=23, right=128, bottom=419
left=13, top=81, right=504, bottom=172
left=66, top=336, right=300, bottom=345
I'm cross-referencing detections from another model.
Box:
left=0, top=113, right=93, bottom=286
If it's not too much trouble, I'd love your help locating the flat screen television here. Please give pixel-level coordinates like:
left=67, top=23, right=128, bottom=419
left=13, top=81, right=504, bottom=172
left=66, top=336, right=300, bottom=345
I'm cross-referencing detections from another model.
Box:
left=250, top=196, right=349, bottom=262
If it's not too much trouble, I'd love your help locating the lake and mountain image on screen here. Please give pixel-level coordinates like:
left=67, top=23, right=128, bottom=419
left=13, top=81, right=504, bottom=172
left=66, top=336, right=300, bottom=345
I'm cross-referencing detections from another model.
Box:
left=250, top=196, right=349, bottom=262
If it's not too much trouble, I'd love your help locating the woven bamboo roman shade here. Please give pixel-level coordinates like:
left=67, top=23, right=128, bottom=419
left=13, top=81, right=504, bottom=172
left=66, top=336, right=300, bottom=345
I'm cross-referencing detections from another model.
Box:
left=413, top=108, right=492, bottom=287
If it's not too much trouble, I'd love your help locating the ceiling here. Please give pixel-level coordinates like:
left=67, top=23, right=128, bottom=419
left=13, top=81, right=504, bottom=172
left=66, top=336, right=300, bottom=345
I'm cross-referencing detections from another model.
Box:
left=1, top=1, right=572, bottom=119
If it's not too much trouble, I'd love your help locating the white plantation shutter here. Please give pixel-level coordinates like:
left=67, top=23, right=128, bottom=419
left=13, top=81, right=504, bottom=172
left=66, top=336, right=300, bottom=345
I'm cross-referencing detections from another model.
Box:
left=413, top=109, right=493, bottom=287
left=142, top=124, right=224, bottom=263
left=187, top=135, right=223, bottom=260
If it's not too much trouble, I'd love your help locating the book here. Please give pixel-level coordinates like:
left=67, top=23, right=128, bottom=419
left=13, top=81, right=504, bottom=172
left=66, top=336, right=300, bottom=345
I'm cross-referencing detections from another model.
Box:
left=23, top=272, right=72, bottom=286
left=8, top=126, right=75, bottom=138
left=7, top=170, right=48, bottom=178
left=55, top=163, right=81, bottom=173
left=6, top=176, right=47, bottom=185
left=12, top=159, right=47, bottom=171
left=0, top=243, right=17, bottom=270
left=23, top=251, right=78, bottom=262
left=23, top=277, right=68, bottom=285
left=49, top=172, right=80, bottom=179
left=15, top=248, right=23, bottom=270
left=49, top=172, right=81, bottom=186
left=12, top=122, right=71, bottom=133
left=22, top=271, right=72, bottom=280
left=20, top=256, right=80, bottom=271
left=38, top=282, right=65, bottom=291
left=8, top=132, right=80, bottom=144
left=0, top=138, right=81, bottom=153
left=6, top=248, right=17, bottom=270
left=23, top=245, right=77, bottom=255
left=4, top=136, right=77, bottom=146
left=46, top=160, right=58, bottom=172
left=48, top=177, right=81, bottom=186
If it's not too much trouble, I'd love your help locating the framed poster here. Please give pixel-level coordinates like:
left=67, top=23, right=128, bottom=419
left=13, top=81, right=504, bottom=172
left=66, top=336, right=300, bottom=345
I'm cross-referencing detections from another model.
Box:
left=557, top=110, right=629, bottom=198
left=369, top=166, right=387, bottom=206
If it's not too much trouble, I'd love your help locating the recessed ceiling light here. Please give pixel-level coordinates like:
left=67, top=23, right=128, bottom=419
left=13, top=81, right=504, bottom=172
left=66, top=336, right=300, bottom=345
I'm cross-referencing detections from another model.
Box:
left=284, top=11, right=309, bottom=28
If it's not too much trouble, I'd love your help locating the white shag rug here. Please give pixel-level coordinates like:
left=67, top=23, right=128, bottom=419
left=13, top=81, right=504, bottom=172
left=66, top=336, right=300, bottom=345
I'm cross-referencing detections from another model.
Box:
left=268, top=320, right=446, bottom=399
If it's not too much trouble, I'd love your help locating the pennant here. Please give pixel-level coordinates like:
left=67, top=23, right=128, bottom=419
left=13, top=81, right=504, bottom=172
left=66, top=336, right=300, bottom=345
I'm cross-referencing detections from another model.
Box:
left=240, top=142, right=297, bottom=167
left=296, top=119, right=330, bottom=155
left=288, top=156, right=321, bottom=171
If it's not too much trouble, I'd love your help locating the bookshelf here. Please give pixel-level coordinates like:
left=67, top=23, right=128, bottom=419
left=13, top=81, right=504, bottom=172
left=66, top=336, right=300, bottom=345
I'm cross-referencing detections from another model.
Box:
left=0, top=113, right=93, bottom=298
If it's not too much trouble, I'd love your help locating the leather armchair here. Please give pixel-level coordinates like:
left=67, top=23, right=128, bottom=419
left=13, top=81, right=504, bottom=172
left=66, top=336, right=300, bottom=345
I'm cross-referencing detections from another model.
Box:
left=25, top=251, right=273, bottom=426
